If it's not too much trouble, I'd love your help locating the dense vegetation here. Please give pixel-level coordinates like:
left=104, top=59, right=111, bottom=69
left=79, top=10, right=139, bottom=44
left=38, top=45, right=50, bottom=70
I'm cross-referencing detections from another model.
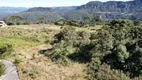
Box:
left=55, top=17, right=103, bottom=27
left=41, top=19, right=142, bottom=79
left=4, top=16, right=32, bottom=25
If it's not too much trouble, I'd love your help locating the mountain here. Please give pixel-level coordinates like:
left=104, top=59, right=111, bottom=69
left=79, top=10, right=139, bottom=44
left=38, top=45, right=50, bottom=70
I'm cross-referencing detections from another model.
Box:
left=10, top=7, right=62, bottom=23
left=0, top=7, right=28, bottom=14
left=51, top=6, right=77, bottom=16
left=0, top=7, right=28, bottom=20
left=3, top=0, right=142, bottom=22
left=64, top=0, right=142, bottom=21
left=5, top=7, right=77, bottom=23
left=25, top=7, right=53, bottom=12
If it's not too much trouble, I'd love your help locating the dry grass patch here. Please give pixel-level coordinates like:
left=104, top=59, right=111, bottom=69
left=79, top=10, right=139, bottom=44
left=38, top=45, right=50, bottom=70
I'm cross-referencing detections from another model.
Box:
left=11, top=44, right=86, bottom=80
left=9, top=24, right=61, bottom=31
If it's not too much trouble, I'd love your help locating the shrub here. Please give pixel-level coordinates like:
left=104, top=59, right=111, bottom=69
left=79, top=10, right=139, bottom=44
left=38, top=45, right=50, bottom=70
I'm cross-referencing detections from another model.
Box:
left=0, top=43, right=13, bottom=59
left=88, top=63, right=130, bottom=80
left=28, top=70, right=38, bottom=79
left=13, top=58, right=21, bottom=66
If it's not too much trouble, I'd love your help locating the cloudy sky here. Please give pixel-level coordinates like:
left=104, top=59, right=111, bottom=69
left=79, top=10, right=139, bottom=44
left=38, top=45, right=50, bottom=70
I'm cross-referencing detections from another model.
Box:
left=0, top=0, right=132, bottom=7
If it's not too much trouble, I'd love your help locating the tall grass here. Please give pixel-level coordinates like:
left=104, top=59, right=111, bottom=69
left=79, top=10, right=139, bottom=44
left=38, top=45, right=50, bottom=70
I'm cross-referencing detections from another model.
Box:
left=0, top=62, right=5, bottom=77
left=0, top=36, right=41, bottom=51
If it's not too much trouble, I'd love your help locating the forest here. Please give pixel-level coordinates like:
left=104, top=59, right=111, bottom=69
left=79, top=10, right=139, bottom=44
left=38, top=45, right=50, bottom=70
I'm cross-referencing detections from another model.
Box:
left=42, top=19, right=142, bottom=79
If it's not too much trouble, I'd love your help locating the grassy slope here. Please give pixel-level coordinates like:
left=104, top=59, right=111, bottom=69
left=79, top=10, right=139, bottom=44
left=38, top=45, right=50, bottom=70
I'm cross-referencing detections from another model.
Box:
left=0, top=24, right=87, bottom=80
left=16, top=44, right=86, bottom=80
left=0, top=36, right=40, bottom=51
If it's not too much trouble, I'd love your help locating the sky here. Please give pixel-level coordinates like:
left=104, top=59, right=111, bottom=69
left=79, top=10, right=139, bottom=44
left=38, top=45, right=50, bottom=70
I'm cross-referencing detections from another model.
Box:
left=0, top=0, right=132, bottom=7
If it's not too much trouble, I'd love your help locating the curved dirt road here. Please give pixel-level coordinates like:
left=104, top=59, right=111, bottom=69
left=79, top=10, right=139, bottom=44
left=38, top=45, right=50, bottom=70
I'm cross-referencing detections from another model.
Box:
left=0, top=60, right=19, bottom=80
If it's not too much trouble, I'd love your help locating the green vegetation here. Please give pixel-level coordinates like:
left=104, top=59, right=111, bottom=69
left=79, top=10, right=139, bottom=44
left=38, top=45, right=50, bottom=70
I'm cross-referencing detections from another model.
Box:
left=0, top=17, right=142, bottom=79
left=4, top=16, right=32, bottom=25
left=13, top=58, right=21, bottom=66
left=41, top=26, right=91, bottom=65
left=0, top=1, right=142, bottom=79
left=0, top=43, right=13, bottom=58
left=41, top=19, right=142, bottom=79
left=0, top=36, right=39, bottom=51
left=0, top=25, right=58, bottom=79
left=55, top=17, right=103, bottom=27
left=0, top=62, right=5, bottom=77
left=0, top=27, right=57, bottom=51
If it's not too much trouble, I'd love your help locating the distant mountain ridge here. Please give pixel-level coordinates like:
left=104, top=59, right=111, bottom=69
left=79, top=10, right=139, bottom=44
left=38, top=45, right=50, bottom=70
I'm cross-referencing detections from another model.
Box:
left=64, top=0, right=142, bottom=21
left=25, top=7, right=54, bottom=12
left=0, top=7, right=28, bottom=20
left=3, top=6, right=78, bottom=23
left=77, top=0, right=142, bottom=13
left=0, top=7, right=28, bottom=14
left=1, top=0, right=142, bottom=22
left=51, top=6, right=77, bottom=16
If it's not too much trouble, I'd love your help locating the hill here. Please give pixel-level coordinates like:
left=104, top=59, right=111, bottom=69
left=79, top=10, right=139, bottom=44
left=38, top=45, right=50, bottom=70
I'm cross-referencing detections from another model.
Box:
left=0, top=7, right=28, bottom=20
left=0, top=7, right=28, bottom=14
left=64, top=0, right=142, bottom=21
left=3, top=0, right=142, bottom=23
left=52, top=6, right=77, bottom=16
left=7, top=7, right=63, bottom=23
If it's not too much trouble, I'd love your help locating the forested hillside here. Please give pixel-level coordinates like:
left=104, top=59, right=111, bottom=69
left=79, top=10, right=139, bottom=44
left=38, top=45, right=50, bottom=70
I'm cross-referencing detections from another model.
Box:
left=0, top=7, right=28, bottom=20
left=0, top=7, right=28, bottom=14
left=64, top=0, right=142, bottom=20
left=2, top=0, right=142, bottom=24
left=52, top=6, right=77, bottom=16
left=3, top=7, right=63, bottom=24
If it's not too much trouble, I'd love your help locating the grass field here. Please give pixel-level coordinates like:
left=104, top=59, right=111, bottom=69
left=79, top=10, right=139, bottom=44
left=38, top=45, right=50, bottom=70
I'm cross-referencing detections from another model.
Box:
left=0, top=36, right=40, bottom=51
left=75, top=25, right=103, bottom=32
left=0, top=25, right=60, bottom=50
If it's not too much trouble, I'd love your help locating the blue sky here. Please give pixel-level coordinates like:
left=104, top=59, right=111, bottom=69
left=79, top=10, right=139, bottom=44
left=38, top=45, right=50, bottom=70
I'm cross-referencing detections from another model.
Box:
left=0, top=0, right=132, bottom=7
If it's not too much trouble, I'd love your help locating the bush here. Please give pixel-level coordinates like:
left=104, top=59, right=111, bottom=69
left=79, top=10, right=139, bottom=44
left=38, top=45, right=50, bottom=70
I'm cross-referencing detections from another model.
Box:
left=0, top=43, right=13, bottom=59
left=42, top=26, right=91, bottom=65
left=13, top=58, right=21, bottom=66
left=27, top=70, right=38, bottom=79
left=88, top=63, right=130, bottom=80
left=43, top=42, right=73, bottom=65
